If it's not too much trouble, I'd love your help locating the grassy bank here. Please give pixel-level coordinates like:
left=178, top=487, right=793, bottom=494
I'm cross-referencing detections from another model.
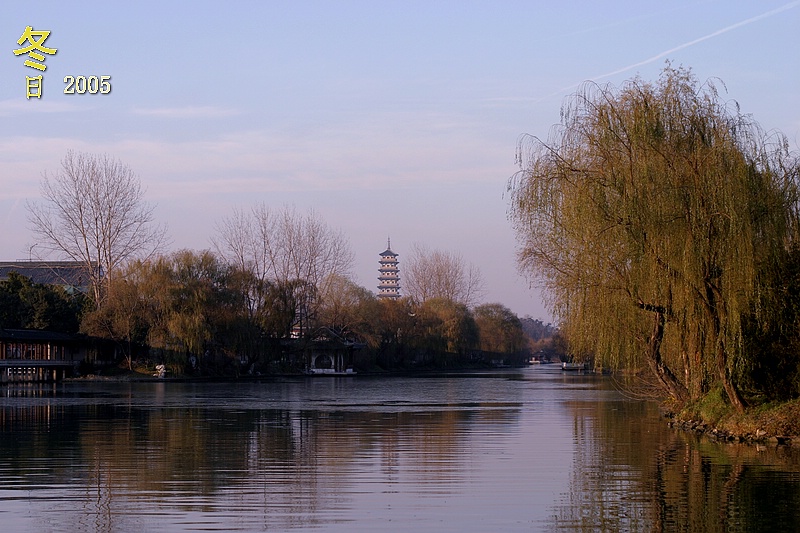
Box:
left=671, top=388, right=800, bottom=444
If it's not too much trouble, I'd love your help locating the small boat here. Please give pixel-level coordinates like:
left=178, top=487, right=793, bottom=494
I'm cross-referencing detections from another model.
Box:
left=308, top=368, right=356, bottom=376
left=561, top=362, right=589, bottom=371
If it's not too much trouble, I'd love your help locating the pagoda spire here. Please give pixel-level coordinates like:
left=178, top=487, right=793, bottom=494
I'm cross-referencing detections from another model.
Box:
left=377, top=239, right=400, bottom=299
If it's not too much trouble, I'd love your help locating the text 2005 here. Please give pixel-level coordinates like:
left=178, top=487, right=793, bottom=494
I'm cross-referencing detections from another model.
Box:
left=64, top=75, right=112, bottom=95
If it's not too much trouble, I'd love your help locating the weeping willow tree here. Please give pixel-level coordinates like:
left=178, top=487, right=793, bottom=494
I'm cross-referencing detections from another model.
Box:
left=508, top=65, right=799, bottom=410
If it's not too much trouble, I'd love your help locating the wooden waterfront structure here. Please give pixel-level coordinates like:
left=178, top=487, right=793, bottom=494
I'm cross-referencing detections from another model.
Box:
left=0, top=329, right=83, bottom=383
left=377, top=238, right=401, bottom=300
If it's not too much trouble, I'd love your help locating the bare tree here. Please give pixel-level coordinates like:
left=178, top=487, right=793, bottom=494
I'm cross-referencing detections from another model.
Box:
left=27, top=151, right=167, bottom=306
left=214, top=203, right=354, bottom=290
left=404, top=243, right=485, bottom=307
left=213, top=203, right=355, bottom=334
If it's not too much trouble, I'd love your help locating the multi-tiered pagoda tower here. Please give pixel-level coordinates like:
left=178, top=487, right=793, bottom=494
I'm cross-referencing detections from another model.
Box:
left=377, top=238, right=400, bottom=300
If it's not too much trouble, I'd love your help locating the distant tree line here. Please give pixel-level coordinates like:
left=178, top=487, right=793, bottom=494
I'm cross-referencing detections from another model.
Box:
left=520, top=317, right=564, bottom=361
left=0, top=251, right=539, bottom=374
left=11, top=153, right=551, bottom=375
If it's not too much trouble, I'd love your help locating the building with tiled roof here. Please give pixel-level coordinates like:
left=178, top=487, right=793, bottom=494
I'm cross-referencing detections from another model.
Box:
left=0, top=261, right=96, bottom=294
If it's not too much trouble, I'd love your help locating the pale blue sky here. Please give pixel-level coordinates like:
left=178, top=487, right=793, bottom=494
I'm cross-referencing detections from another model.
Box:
left=2, top=1, right=799, bottom=322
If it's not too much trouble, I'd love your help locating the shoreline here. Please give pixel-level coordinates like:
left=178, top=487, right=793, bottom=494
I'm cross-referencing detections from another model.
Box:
left=665, top=395, right=800, bottom=446
left=668, top=416, right=798, bottom=446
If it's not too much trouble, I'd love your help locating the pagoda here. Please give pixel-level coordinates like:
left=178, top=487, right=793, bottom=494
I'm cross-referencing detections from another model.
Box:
left=377, top=238, right=401, bottom=300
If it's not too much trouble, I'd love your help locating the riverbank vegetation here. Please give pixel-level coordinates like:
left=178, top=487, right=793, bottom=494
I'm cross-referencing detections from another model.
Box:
left=9, top=152, right=559, bottom=375
left=508, top=64, right=800, bottom=433
left=84, top=248, right=536, bottom=374
left=0, top=250, right=552, bottom=376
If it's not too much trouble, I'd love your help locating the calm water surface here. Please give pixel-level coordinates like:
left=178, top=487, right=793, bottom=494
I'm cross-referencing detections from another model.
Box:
left=1, top=366, right=799, bottom=532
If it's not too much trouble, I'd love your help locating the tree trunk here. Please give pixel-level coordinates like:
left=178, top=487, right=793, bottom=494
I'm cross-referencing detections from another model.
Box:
left=682, top=332, right=704, bottom=401
left=716, top=340, right=746, bottom=412
left=646, top=307, right=688, bottom=403
left=704, top=281, right=747, bottom=412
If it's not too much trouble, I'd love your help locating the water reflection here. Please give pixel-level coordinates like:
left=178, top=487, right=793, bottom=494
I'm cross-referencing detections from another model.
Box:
left=551, top=376, right=800, bottom=532
left=1, top=377, right=530, bottom=532
left=1, top=370, right=799, bottom=532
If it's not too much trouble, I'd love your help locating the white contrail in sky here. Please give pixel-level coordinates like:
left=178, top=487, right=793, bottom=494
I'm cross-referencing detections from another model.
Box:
left=540, top=0, right=800, bottom=100
left=589, top=0, right=800, bottom=83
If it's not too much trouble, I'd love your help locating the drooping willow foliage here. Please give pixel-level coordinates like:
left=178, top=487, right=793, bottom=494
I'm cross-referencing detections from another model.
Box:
left=508, top=65, right=800, bottom=409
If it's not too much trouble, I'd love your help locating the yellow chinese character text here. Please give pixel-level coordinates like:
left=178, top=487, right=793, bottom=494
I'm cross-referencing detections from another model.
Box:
left=26, top=75, right=43, bottom=99
left=13, top=26, right=57, bottom=72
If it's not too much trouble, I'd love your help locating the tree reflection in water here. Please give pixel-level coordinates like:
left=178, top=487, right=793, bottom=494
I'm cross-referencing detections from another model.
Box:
left=552, top=397, right=800, bottom=532
left=3, top=373, right=800, bottom=532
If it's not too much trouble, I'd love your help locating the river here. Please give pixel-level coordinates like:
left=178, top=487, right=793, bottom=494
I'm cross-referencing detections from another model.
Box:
left=1, top=365, right=799, bottom=532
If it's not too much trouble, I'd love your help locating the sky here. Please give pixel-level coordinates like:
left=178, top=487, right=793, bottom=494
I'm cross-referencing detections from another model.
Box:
left=1, top=1, right=798, bottom=323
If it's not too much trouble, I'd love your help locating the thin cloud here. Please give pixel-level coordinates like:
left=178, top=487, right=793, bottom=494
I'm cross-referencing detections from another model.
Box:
left=132, top=106, right=240, bottom=118
left=0, top=99, right=83, bottom=116
left=0, top=111, right=507, bottom=203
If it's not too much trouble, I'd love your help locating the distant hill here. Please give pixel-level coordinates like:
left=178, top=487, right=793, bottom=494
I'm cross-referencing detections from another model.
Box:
left=520, top=317, right=565, bottom=361
left=520, top=317, right=557, bottom=341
